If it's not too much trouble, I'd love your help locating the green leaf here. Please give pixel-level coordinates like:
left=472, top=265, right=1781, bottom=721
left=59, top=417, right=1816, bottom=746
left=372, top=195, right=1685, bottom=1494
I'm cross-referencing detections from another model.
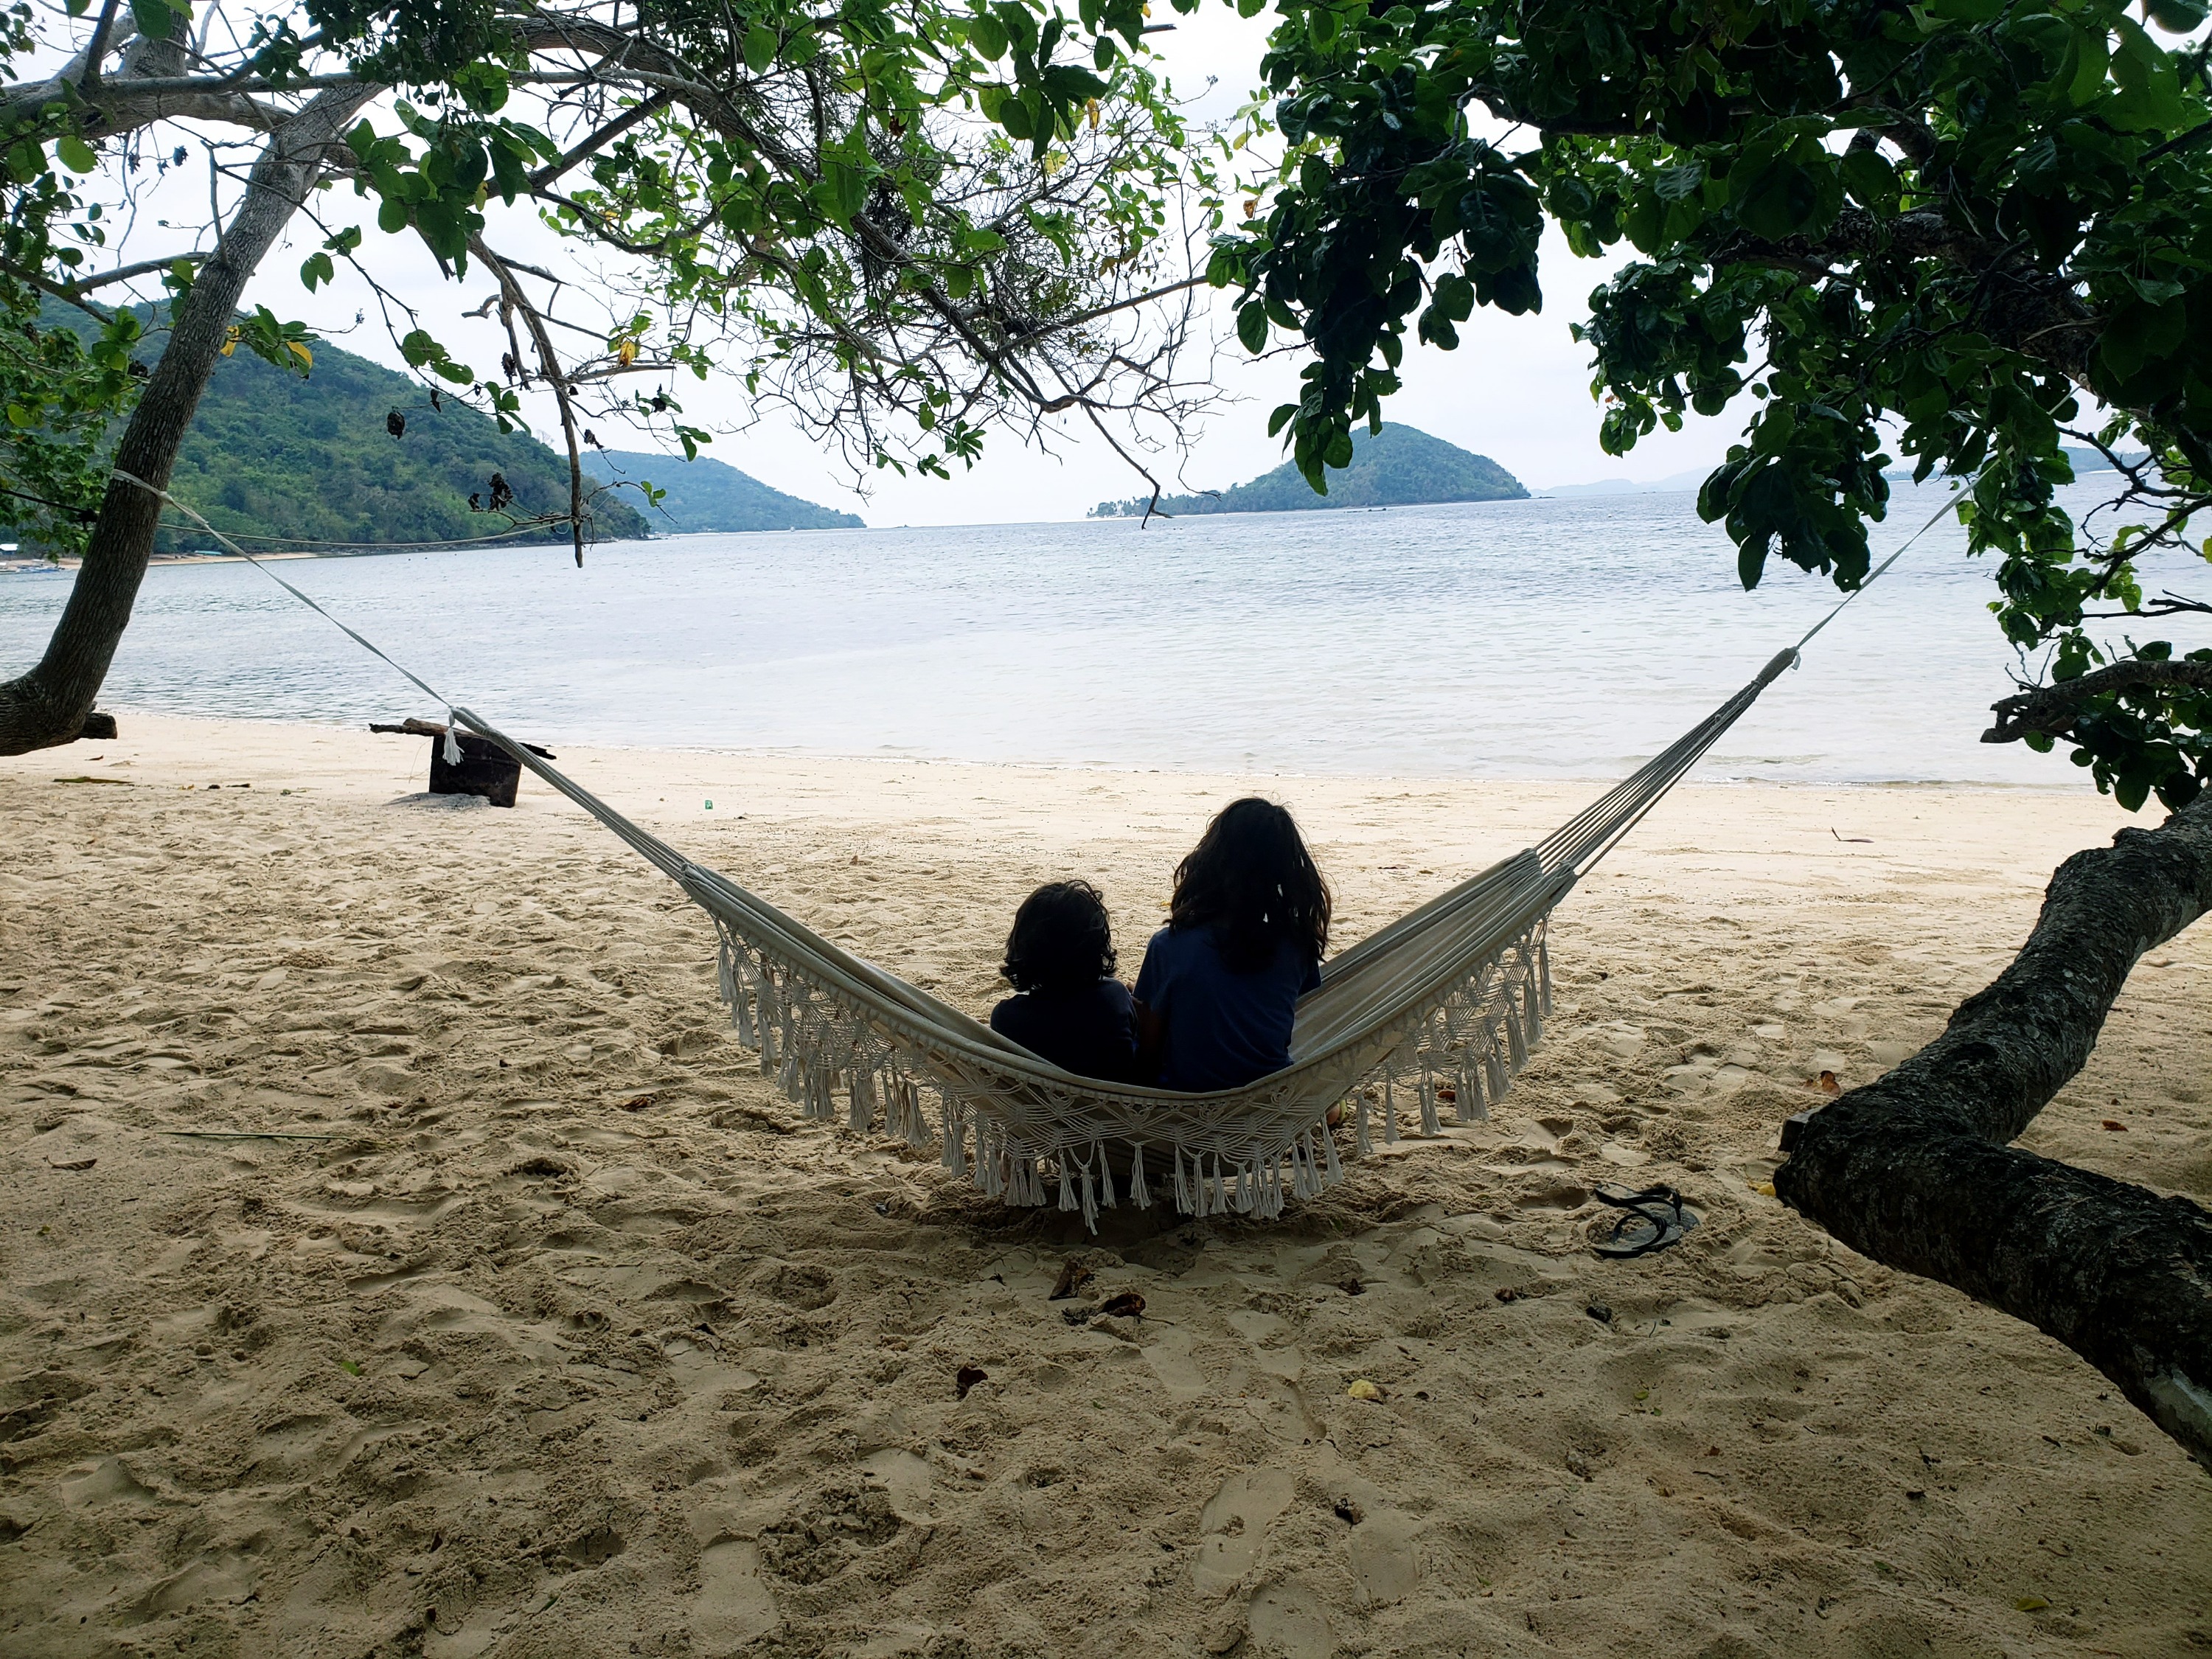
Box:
left=1839, top=148, right=1896, bottom=211
left=743, top=25, right=778, bottom=72
left=1733, top=160, right=1818, bottom=241
left=55, top=135, right=97, bottom=174
left=129, top=0, right=181, bottom=41
left=969, top=13, right=1009, bottom=58
left=1237, top=301, right=1269, bottom=354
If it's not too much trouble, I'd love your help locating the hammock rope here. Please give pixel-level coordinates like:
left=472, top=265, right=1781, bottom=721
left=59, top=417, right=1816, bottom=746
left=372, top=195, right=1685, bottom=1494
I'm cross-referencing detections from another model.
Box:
left=111, top=469, right=1955, bottom=1229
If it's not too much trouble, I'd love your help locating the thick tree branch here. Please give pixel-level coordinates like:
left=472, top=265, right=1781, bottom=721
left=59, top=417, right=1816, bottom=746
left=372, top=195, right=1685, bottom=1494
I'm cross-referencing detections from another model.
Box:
left=1984, top=660, right=2212, bottom=743
left=1777, top=793, right=2212, bottom=1469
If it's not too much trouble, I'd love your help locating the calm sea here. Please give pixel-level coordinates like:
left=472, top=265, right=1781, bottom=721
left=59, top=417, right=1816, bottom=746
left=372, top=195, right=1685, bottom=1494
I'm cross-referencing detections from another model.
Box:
left=0, top=482, right=2152, bottom=785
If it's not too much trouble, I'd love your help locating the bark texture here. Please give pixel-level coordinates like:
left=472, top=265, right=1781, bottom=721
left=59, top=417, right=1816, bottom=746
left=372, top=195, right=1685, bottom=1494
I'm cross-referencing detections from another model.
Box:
left=0, top=86, right=375, bottom=756
left=1777, top=791, right=2212, bottom=1470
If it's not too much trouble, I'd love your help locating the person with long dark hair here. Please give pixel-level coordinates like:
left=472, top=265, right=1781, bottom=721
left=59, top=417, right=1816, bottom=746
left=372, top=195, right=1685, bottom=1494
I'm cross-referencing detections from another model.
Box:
left=1133, top=798, right=1332, bottom=1091
left=989, top=880, right=1142, bottom=1082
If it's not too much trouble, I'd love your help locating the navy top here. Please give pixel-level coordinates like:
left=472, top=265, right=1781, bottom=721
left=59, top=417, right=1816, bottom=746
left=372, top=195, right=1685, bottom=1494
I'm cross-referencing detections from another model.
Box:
left=1133, top=925, right=1321, bottom=1092
left=990, top=978, right=1141, bottom=1082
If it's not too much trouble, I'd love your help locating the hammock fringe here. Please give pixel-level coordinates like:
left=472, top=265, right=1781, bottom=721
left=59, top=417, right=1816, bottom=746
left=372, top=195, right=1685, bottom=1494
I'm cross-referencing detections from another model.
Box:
left=699, top=910, right=1556, bottom=1231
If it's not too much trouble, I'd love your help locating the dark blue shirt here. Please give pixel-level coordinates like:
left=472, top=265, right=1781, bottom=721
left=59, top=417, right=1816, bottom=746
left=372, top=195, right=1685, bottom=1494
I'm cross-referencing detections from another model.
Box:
left=990, top=978, right=1141, bottom=1082
left=1133, top=925, right=1321, bottom=1092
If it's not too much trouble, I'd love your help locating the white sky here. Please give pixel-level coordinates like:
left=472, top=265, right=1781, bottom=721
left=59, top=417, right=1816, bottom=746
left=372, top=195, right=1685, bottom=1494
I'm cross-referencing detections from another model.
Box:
left=197, top=12, right=1749, bottom=526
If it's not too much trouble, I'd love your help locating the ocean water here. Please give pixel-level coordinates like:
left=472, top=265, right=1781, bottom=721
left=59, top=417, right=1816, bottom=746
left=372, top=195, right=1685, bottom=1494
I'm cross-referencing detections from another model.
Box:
left=0, top=482, right=2149, bottom=784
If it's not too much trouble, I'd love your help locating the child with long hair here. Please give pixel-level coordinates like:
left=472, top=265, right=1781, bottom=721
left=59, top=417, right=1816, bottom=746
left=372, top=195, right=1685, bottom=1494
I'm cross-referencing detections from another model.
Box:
left=989, top=879, right=1142, bottom=1082
left=1133, top=798, right=1332, bottom=1091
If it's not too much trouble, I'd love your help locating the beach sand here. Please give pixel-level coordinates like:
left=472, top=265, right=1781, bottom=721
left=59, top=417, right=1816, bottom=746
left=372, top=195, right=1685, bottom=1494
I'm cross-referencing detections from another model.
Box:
left=4, top=713, right=2208, bottom=1658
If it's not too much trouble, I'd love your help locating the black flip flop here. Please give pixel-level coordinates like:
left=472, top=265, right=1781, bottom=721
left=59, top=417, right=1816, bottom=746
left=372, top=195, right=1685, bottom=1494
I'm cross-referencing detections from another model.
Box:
left=1590, top=1183, right=1700, bottom=1259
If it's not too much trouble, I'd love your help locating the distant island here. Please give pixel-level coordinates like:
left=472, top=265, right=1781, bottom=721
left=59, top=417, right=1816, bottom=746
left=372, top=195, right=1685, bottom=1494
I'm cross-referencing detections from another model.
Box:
left=1091, top=423, right=1526, bottom=518
left=580, top=449, right=863, bottom=532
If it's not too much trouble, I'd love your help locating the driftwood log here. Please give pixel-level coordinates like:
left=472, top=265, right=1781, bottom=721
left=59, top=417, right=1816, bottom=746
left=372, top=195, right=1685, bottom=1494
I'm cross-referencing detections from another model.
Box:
left=367, top=718, right=554, bottom=759
left=1778, top=790, right=2212, bottom=1470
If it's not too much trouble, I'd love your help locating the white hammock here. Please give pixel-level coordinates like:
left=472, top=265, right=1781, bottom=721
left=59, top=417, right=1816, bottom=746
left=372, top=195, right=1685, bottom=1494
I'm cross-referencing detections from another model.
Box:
left=453, top=647, right=1798, bottom=1228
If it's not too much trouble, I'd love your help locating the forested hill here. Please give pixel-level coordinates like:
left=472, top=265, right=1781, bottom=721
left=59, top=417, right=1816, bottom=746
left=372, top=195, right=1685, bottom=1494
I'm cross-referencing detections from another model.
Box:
left=44, top=301, right=654, bottom=553
left=155, top=325, right=648, bottom=554
left=1091, top=423, right=1527, bottom=517
left=580, top=449, right=862, bottom=532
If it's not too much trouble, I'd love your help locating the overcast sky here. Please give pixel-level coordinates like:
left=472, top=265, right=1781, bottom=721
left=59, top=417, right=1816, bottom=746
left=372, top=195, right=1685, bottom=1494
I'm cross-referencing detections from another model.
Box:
left=209, top=11, right=1751, bottom=527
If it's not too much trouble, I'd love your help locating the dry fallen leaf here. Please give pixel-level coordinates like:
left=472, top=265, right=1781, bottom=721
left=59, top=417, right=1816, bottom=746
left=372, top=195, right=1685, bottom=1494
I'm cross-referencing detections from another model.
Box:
left=1097, top=1292, right=1146, bottom=1319
left=619, top=1093, right=658, bottom=1113
left=2100, top=1119, right=2128, bottom=1132
left=1807, top=1071, right=1842, bottom=1095
left=2014, top=1596, right=2048, bottom=1613
left=954, top=1366, right=987, bottom=1399
left=1048, top=1258, right=1094, bottom=1301
left=1750, top=1180, right=1777, bottom=1197
left=47, top=1156, right=96, bottom=1172
left=1346, top=1378, right=1387, bottom=1402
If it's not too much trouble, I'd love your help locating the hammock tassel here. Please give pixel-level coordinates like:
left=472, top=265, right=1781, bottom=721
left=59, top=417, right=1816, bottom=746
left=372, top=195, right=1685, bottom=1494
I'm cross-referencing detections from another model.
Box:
left=1382, top=1077, right=1401, bottom=1145
left=1130, top=1143, right=1150, bottom=1209
left=942, top=1093, right=967, bottom=1175
left=1321, top=1122, right=1344, bottom=1183
left=1458, top=1061, right=1485, bottom=1124
left=1211, top=1155, right=1230, bottom=1217
left=1419, top=1077, right=1441, bottom=1138
left=1232, top=1160, right=1251, bottom=1216
left=1354, top=1096, right=1374, bottom=1159
left=1486, top=1043, right=1511, bottom=1105
left=442, top=712, right=463, bottom=767
left=1172, top=1148, right=1193, bottom=1214
left=1095, top=1141, right=1117, bottom=1210
left=1079, top=1161, right=1099, bottom=1231
left=1506, top=1001, right=1529, bottom=1068
left=1537, top=936, right=1554, bottom=1017
left=847, top=1067, right=874, bottom=1134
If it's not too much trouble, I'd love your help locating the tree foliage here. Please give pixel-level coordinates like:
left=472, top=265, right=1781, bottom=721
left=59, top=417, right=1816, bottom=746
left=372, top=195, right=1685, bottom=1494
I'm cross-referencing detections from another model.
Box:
left=0, top=0, right=1217, bottom=558
left=1213, top=0, right=2212, bottom=810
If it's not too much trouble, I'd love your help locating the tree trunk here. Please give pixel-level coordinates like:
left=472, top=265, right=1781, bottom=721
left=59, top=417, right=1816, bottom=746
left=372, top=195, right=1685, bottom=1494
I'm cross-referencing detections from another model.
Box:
left=0, top=86, right=377, bottom=755
left=1776, top=790, right=2212, bottom=1470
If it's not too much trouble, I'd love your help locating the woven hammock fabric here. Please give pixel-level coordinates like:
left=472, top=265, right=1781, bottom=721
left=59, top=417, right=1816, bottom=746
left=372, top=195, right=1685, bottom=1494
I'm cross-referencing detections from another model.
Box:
left=453, top=647, right=1799, bottom=1230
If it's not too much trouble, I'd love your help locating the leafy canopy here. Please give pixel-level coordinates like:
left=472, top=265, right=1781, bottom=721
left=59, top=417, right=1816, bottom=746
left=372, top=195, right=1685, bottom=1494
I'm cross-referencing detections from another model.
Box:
left=0, top=0, right=1214, bottom=553
left=1213, top=0, right=2212, bottom=810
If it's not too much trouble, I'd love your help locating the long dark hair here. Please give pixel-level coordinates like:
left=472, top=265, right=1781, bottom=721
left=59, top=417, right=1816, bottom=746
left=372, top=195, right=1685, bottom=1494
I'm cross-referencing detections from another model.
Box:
left=1001, top=880, right=1118, bottom=992
left=1169, top=798, right=1331, bottom=973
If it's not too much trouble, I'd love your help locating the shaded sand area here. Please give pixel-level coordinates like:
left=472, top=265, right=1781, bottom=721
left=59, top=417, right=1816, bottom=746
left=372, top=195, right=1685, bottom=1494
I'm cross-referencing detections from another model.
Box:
left=4, top=714, right=2209, bottom=1657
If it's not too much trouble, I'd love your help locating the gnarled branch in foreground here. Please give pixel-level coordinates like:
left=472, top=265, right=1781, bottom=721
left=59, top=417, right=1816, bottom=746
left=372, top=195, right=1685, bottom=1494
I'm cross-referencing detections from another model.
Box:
left=1984, top=660, right=2212, bottom=745
left=1778, top=793, right=2212, bottom=1471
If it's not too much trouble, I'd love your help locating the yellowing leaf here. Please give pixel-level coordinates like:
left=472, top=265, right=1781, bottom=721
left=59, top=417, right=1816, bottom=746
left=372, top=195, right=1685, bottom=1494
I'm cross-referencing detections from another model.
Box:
left=286, top=340, right=313, bottom=369
left=1346, top=1378, right=1385, bottom=1402
left=2014, top=1596, right=2048, bottom=1613
left=616, top=336, right=640, bottom=365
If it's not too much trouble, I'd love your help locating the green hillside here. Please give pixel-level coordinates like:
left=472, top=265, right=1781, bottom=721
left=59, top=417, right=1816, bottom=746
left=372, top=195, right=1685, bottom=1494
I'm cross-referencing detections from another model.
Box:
left=161, top=335, right=648, bottom=554
left=581, top=448, right=862, bottom=532
left=1092, top=423, right=1527, bottom=518
left=44, top=301, right=648, bottom=552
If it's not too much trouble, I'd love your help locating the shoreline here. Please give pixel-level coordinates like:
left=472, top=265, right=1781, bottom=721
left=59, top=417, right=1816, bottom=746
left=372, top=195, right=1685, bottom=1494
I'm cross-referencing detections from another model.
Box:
left=34, top=703, right=2097, bottom=796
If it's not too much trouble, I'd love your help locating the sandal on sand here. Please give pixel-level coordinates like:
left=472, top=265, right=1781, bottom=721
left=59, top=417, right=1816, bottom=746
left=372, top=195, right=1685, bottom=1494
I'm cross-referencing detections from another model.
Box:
left=1590, top=1184, right=1700, bottom=1259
